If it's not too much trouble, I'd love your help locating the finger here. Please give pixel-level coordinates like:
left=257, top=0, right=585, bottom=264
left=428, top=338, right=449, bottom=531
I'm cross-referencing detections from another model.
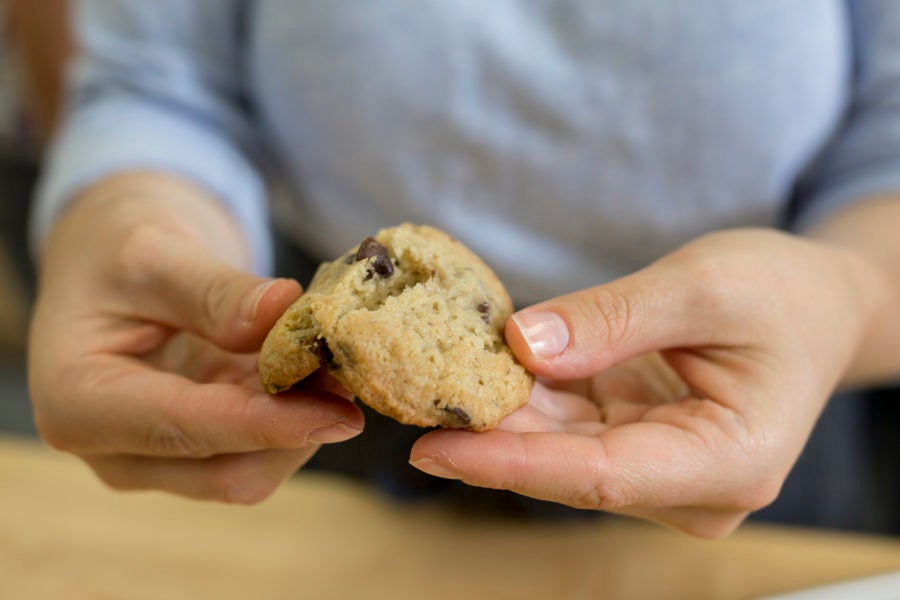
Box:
left=141, top=331, right=260, bottom=384
left=410, top=402, right=766, bottom=513
left=498, top=405, right=608, bottom=435
left=301, top=369, right=354, bottom=401
left=496, top=381, right=603, bottom=433
left=591, top=353, right=689, bottom=405
left=87, top=447, right=316, bottom=504
left=526, top=380, right=603, bottom=423
left=599, top=403, right=657, bottom=427
left=504, top=262, right=746, bottom=379
left=583, top=353, right=692, bottom=425
left=115, top=226, right=302, bottom=352
left=410, top=429, right=621, bottom=508
left=41, top=356, right=364, bottom=457
left=142, top=334, right=350, bottom=397
left=498, top=381, right=602, bottom=432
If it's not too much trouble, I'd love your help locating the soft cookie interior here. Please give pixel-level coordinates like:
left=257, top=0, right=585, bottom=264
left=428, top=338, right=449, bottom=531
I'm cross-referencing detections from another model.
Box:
left=258, top=224, right=532, bottom=431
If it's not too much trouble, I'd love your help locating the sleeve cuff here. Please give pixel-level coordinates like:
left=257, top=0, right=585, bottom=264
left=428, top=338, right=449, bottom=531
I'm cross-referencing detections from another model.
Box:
left=31, top=95, right=274, bottom=276
left=792, top=162, right=900, bottom=233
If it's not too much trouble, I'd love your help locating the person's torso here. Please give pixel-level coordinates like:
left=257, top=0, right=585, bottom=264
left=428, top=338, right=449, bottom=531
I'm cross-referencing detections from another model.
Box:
left=248, top=0, right=848, bottom=303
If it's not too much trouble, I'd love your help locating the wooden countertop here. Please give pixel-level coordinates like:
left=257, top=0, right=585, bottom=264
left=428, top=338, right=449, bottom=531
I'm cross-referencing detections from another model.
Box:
left=1, top=435, right=898, bottom=599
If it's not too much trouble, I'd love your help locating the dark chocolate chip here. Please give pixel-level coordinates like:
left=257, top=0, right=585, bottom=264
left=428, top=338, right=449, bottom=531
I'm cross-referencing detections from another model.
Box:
left=354, top=237, right=394, bottom=277
left=477, top=301, right=491, bottom=324
left=442, top=406, right=471, bottom=427
left=311, top=337, right=337, bottom=369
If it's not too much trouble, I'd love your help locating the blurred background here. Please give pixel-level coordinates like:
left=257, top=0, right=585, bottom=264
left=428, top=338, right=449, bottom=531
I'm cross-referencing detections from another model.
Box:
left=0, top=0, right=898, bottom=538
left=0, top=0, right=68, bottom=439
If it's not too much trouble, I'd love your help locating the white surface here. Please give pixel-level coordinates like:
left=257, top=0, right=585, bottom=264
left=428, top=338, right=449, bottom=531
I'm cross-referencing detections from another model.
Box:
left=759, top=570, right=900, bottom=600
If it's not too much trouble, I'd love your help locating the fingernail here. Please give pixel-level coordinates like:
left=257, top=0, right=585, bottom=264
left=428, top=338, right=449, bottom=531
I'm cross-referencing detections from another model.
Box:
left=511, top=311, right=570, bottom=359
left=241, top=279, right=277, bottom=323
left=409, top=458, right=462, bottom=480
left=307, top=422, right=363, bottom=444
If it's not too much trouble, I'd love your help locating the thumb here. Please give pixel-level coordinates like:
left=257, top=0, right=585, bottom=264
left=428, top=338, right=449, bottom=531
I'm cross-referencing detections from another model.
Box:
left=505, top=266, right=732, bottom=379
left=119, top=228, right=302, bottom=352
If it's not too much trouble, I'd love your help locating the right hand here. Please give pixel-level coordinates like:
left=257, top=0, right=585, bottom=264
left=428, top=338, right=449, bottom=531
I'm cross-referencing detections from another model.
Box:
left=29, top=174, right=364, bottom=503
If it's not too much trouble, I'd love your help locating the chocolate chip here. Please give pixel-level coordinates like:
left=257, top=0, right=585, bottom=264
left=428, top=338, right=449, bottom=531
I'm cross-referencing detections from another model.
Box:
left=311, top=337, right=337, bottom=369
left=477, top=301, right=491, bottom=324
left=354, top=237, right=394, bottom=277
left=442, top=406, right=471, bottom=427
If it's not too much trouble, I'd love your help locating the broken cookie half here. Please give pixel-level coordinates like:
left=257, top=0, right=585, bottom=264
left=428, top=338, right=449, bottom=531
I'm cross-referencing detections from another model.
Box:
left=258, top=223, right=533, bottom=431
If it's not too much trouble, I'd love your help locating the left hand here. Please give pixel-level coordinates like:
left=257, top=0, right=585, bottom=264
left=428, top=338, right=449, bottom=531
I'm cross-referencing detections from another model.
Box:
left=410, top=228, right=878, bottom=538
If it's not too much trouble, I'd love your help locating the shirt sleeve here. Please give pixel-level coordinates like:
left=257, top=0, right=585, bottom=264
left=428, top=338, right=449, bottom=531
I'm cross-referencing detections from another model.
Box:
left=31, top=0, right=273, bottom=275
left=789, top=0, right=900, bottom=232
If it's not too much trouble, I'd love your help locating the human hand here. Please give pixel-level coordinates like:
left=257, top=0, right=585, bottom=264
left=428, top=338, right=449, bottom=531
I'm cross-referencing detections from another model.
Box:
left=29, top=175, right=363, bottom=503
left=411, top=228, right=877, bottom=537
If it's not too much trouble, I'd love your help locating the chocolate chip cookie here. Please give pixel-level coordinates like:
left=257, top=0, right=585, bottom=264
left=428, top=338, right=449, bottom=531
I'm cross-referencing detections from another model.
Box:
left=258, top=223, right=533, bottom=431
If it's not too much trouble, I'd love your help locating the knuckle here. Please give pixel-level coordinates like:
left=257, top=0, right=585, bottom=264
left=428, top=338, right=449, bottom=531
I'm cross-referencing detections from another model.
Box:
left=576, top=471, right=630, bottom=511
left=115, top=225, right=169, bottom=287
left=255, top=424, right=300, bottom=450
left=199, top=271, right=237, bottom=331
left=567, top=483, right=614, bottom=511
left=145, top=419, right=207, bottom=458
left=237, top=397, right=286, bottom=448
left=520, top=440, right=622, bottom=512
left=680, top=253, right=735, bottom=313
left=673, top=238, right=763, bottom=320
left=739, top=477, right=783, bottom=512
left=559, top=451, right=622, bottom=510
left=584, top=286, right=636, bottom=352
left=33, top=409, right=75, bottom=453
left=727, top=441, right=787, bottom=513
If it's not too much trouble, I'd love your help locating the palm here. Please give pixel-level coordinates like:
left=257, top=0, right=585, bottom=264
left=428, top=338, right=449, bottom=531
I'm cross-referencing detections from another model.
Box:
left=500, top=352, right=692, bottom=435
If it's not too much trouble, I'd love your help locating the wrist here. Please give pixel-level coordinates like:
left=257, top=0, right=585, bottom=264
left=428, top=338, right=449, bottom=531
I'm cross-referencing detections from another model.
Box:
left=812, top=237, right=898, bottom=387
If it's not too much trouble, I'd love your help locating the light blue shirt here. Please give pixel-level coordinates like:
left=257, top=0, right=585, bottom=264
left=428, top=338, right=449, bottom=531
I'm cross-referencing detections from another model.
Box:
left=35, top=0, right=900, bottom=304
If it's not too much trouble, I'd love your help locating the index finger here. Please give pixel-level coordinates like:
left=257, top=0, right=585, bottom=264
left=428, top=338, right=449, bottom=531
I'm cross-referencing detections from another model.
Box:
left=410, top=399, right=767, bottom=514
left=40, top=355, right=364, bottom=458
